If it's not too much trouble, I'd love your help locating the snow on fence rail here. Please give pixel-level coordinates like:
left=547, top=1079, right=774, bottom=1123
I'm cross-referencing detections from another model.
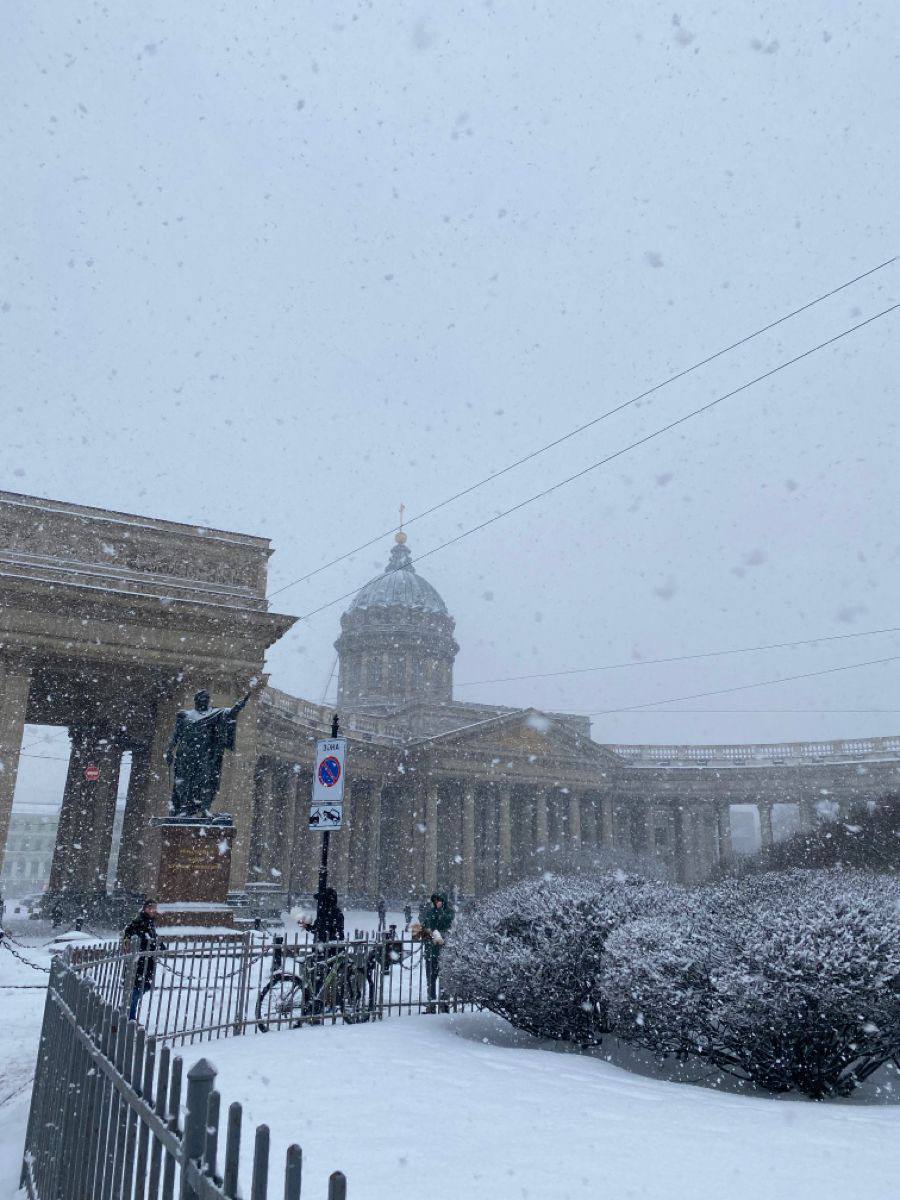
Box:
left=69, top=929, right=468, bottom=1045
left=21, top=953, right=348, bottom=1199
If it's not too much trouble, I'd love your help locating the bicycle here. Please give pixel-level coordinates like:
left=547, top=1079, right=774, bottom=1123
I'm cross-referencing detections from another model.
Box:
left=255, top=939, right=374, bottom=1032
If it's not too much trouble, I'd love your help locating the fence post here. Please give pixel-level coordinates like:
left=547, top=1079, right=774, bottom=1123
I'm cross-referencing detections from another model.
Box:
left=223, top=1102, right=242, bottom=1197
left=284, top=1144, right=303, bottom=1200
left=250, top=1124, right=270, bottom=1200
left=328, top=1170, right=347, bottom=1200
left=181, top=1058, right=217, bottom=1199
left=204, top=1089, right=221, bottom=1182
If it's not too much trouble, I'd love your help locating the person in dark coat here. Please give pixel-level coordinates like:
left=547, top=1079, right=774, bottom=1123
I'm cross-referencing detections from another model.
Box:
left=123, top=899, right=160, bottom=1021
left=301, top=887, right=345, bottom=944
left=419, top=892, right=454, bottom=1010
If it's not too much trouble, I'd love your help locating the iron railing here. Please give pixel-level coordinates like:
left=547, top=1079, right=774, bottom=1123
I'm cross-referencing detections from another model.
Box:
left=22, top=953, right=348, bottom=1199
left=70, top=928, right=465, bottom=1046
left=22, top=927, right=469, bottom=1197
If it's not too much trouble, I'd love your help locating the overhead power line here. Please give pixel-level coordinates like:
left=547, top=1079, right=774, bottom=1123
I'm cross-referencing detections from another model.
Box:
left=585, top=652, right=900, bottom=717
left=267, top=256, right=897, bottom=602
left=454, top=622, right=900, bottom=687
left=293, top=302, right=900, bottom=625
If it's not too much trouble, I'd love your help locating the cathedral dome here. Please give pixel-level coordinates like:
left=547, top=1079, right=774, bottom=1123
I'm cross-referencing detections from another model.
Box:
left=335, top=533, right=458, bottom=713
left=347, top=537, right=448, bottom=616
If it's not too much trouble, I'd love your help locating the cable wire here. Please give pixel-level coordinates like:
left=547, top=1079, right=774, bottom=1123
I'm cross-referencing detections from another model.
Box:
left=585, top=652, right=900, bottom=717
left=293, top=302, right=900, bottom=625
left=454, top=622, right=900, bottom=687
left=267, top=256, right=897, bottom=601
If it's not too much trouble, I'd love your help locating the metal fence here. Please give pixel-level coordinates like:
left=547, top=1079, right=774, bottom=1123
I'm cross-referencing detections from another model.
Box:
left=22, top=926, right=470, bottom=1197
left=22, top=953, right=348, bottom=1199
left=71, top=927, right=465, bottom=1046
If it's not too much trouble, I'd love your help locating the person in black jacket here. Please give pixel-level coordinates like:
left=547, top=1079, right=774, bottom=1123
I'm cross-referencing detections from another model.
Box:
left=301, top=887, right=345, bottom=943
left=123, top=899, right=160, bottom=1021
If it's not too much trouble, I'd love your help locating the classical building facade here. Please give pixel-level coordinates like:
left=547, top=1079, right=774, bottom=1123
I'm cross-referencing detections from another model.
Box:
left=247, top=533, right=900, bottom=907
left=1, top=492, right=898, bottom=917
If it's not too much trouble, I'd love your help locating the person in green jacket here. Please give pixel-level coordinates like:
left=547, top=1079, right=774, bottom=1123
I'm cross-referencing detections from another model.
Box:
left=420, top=892, right=454, bottom=1011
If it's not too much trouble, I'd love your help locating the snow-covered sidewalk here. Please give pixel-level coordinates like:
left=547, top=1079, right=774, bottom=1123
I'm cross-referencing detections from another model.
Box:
left=205, top=1010, right=900, bottom=1200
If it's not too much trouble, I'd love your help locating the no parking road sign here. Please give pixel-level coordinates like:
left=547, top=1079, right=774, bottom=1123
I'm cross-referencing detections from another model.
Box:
left=310, top=736, right=347, bottom=829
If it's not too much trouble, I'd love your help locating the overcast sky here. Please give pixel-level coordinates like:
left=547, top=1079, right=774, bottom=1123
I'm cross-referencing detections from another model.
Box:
left=3, top=0, right=900, bottom=812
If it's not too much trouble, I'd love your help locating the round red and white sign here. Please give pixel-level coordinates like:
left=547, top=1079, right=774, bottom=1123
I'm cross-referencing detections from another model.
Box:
left=84, top=764, right=101, bottom=782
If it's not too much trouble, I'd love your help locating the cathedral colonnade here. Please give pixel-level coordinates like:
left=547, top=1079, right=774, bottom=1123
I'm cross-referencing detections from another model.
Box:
left=3, top=491, right=899, bottom=917
left=242, top=753, right=713, bottom=907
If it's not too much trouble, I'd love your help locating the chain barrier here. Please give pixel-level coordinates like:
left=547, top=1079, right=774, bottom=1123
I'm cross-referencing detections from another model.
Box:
left=0, top=933, right=51, bottom=974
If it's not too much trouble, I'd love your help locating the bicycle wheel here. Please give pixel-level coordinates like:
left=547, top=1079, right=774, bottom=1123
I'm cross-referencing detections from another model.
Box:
left=255, top=973, right=308, bottom=1032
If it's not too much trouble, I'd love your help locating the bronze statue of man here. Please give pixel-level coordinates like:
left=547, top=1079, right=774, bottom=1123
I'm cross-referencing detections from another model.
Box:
left=165, top=688, right=252, bottom=818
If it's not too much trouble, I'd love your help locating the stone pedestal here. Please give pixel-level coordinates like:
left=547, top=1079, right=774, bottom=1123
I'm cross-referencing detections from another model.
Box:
left=150, top=816, right=235, bottom=929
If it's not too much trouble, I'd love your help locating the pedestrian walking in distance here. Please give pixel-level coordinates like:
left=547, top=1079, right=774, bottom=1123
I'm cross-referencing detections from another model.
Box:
left=417, top=892, right=454, bottom=1012
left=376, top=895, right=387, bottom=934
left=123, top=898, right=160, bottom=1021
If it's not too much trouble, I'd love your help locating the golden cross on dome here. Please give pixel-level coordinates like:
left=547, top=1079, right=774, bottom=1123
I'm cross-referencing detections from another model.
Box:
left=396, top=502, right=408, bottom=545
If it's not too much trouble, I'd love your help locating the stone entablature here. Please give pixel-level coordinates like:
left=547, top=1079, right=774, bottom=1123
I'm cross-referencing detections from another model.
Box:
left=0, top=490, right=271, bottom=607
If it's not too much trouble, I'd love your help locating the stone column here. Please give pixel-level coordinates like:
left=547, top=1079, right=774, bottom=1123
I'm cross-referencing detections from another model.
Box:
left=249, top=758, right=276, bottom=887
left=461, top=781, right=476, bottom=895
left=48, top=724, right=120, bottom=904
left=568, top=791, right=582, bottom=856
left=281, top=764, right=301, bottom=897
left=0, top=664, right=30, bottom=878
left=716, top=803, right=733, bottom=865
left=580, top=793, right=597, bottom=851
left=799, top=798, right=816, bottom=832
left=600, top=794, right=615, bottom=848
left=423, top=779, right=439, bottom=894
left=534, top=787, right=549, bottom=866
left=115, top=743, right=153, bottom=894
left=670, top=801, right=688, bottom=883
left=758, top=801, right=774, bottom=851
left=366, top=780, right=383, bottom=899
left=497, top=783, right=512, bottom=884
left=84, top=739, right=124, bottom=895
left=644, top=804, right=656, bottom=860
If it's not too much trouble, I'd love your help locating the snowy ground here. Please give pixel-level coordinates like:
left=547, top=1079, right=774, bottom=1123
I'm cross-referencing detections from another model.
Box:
left=207, top=1011, right=899, bottom=1200
left=2, top=916, right=898, bottom=1200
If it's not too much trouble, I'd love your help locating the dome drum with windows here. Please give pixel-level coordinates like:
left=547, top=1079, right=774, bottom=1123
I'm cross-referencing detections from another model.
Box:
left=334, top=533, right=459, bottom=713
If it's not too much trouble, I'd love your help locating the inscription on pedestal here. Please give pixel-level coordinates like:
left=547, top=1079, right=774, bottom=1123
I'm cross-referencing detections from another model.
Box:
left=150, top=816, right=235, bottom=927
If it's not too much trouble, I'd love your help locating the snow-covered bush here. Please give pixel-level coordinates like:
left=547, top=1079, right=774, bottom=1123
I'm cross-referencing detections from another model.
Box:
left=443, top=872, right=673, bottom=1044
left=603, top=870, right=900, bottom=1098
